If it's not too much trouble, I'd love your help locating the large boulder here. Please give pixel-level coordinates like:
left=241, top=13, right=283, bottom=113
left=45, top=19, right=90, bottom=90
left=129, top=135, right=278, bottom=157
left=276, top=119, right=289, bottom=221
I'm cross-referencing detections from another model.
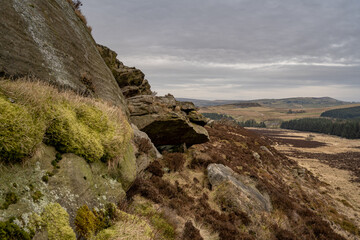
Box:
left=207, top=164, right=272, bottom=214
left=0, top=0, right=127, bottom=110
left=128, top=94, right=209, bottom=147
left=97, top=44, right=152, bottom=98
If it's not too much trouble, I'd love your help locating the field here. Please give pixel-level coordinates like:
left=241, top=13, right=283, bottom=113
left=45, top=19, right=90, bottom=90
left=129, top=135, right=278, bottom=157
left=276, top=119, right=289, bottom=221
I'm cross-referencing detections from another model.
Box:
left=251, top=127, right=360, bottom=228
left=199, top=103, right=360, bottom=127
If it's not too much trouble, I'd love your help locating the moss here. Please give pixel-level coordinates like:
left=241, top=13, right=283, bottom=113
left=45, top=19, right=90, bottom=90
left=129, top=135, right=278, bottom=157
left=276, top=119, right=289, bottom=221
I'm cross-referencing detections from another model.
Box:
left=0, top=80, right=133, bottom=165
left=45, top=103, right=105, bottom=162
left=134, top=201, right=175, bottom=240
left=0, top=192, right=19, bottom=210
left=0, top=219, right=32, bottom=240
left=0, top=96, right=44, bottom=162
left=32, top=190, right=43, bottom=202
left=41, top=203, right=76, bottom=240
left=94, top=210, right=153, bottom=240
left=42, top=175, right=49, bottom=183
left=116, top=144, right=136, bottom=190
left=74, top=205, right=98, bottom=239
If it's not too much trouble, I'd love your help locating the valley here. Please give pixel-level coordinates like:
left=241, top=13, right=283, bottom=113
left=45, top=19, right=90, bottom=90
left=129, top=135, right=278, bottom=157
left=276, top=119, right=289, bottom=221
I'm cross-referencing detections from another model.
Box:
left=251, top=128, right=360, bottom=232
left=199, top=103, right=360, bottom=128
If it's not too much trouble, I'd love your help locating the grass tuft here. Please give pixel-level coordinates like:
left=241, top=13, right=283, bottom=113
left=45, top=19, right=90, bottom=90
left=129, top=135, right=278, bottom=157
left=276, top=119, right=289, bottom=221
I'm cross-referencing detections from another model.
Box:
left=0, top=79, right=132, bottom=164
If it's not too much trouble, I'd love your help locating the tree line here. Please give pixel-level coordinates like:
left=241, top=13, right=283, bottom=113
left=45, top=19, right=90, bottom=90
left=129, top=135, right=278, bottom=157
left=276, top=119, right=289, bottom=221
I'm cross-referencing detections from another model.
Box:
left=320, top=106, right=360, bottom=119
left=281, top=118, right=360, bottom=139
left=202, top=113, right=266, bottom=128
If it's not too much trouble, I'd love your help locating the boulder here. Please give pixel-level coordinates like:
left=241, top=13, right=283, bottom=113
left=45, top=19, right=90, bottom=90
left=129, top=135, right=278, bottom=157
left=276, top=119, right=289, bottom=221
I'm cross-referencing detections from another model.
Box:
left=97, top=44, right=152, bottom=98
left=0, top=0, right=127, bottom=110
left=132, top=124, right=162, bottom=174
left=207, top=164, right=272, bottom=214
left=128, top=94, right=210, bottom=147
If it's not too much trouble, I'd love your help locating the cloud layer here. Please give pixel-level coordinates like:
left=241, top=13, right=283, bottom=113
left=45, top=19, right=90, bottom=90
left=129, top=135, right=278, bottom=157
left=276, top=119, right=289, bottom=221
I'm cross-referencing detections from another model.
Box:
left=82, top=0, right=360, bottom=101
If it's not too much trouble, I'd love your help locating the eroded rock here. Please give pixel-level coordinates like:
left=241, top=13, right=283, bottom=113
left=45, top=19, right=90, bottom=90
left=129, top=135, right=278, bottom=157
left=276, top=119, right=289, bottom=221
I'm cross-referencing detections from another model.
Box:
left=132, top=124, right=162, bottom=174
left=207, top=164, right=272, bottom=214
left=97, top=44, right=152, bottom=98
left=128, top=94, right=209, bottom=147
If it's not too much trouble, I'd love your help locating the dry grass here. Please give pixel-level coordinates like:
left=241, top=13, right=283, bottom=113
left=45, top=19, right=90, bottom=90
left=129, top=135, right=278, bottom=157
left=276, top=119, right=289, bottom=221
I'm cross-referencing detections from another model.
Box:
left=66, top=0, right=92, bottom=33
left=0, top=78, right=132, bottom=164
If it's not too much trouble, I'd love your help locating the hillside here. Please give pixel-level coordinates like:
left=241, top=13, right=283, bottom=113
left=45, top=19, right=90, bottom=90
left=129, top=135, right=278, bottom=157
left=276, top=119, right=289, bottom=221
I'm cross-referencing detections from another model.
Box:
left=178, top=97, right=350, bottom=108
left=0, top=1, right=359, bottom=240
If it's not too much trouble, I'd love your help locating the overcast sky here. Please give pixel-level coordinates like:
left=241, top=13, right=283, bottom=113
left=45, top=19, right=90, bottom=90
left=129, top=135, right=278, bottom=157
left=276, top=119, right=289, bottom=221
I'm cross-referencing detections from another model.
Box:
left=82, top=0, right=360, bottom=101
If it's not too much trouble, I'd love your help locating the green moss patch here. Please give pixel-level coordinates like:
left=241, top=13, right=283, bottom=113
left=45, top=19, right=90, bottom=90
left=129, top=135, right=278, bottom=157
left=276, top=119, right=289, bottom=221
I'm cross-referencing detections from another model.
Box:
left=40, top=203, right=76, bottom=240
left=0, top=192, right=19, bottom=210
left=0, top=96, right=44, bottom=162
left=0, top=80, right=132, bottom=164
left=0, top=219, right=32, bottom=240
left=74, top=205, right=98, bottom=239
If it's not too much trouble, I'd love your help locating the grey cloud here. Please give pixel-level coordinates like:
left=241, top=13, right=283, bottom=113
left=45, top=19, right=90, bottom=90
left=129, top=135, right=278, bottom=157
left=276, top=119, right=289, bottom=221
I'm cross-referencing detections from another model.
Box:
left=82, top=0, right=360, bottom=101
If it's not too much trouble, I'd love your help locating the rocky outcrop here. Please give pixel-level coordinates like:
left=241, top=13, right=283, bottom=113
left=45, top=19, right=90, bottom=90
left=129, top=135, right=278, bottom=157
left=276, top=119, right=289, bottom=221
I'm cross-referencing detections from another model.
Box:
left=0, top=0, right=127, bottom=109
left=132, top=124, right=162, bottom=174
left=207, top=164, right=272, bottom=214
left=128, top=94, right=210, bottom=147
left=97, top=44, right=152, bottom=98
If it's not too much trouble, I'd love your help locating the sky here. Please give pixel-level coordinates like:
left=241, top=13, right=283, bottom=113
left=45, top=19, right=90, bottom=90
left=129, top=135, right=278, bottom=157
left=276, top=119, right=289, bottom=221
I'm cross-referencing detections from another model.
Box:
left=82, top=0, right=360, bottom=101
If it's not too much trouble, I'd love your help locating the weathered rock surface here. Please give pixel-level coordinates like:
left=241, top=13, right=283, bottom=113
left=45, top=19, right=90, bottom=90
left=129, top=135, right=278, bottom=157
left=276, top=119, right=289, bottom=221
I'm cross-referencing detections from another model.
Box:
left=207, top=164, right=272, bottom=213
left=128, top=94, right=210, bottom=147
left=0, top=0, right=127, bottom=109
left=97, top=44, right=152, bottom=98
left=0, top=144, right=126, bottom=225
left=132, top=124, right=162, bottom=174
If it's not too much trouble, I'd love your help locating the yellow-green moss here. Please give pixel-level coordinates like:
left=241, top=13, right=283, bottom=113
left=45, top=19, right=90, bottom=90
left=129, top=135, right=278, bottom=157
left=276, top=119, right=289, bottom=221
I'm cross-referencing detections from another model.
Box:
left=0, top=96, right=44, bottom=162
left=45, top=103, right=104, bottom=162
left=0, top=80, right=133, bottom=164
left=134, top=201, right=175, bottom=240
left=41, top=203, right=76, bottom=240
left=74, top=205, right=98, bottom=239
left=94, top=210, right=153, bottom=240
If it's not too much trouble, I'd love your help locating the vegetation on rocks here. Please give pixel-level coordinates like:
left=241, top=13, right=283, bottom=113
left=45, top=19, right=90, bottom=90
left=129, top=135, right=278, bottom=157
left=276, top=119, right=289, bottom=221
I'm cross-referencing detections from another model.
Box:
left=0, top=192, right=19, bottom=210
left=31, top=203, right=76, bottom=240
left=0, top=79, right=132, bottom=164
left=0, top=218, right=32, bottom=240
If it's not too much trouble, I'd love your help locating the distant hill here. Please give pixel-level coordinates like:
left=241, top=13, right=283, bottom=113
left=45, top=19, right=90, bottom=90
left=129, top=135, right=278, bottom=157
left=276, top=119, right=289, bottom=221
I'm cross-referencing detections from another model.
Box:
left=177, top=97, right=351, bottom=108
left=321, top=106, right=360, bottom=119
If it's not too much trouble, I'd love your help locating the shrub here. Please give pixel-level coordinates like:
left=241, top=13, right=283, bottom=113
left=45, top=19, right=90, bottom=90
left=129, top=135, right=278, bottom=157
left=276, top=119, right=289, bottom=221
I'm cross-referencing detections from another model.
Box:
left=163, top=152, right=186, bottom=172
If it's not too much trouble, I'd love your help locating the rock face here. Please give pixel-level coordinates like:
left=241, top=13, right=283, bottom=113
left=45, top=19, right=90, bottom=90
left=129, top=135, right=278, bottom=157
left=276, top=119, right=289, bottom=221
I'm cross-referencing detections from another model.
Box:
left=0, top=144, right=126, bottom=225
left=97, top=44, right=152, bottom=98
left=0, top=0, right=127, bottom=108
left=128, top=94, right=210, bottom=147
left=207, top=164, right=272, bottom=214
left=132, top=124, right=162, bottom=174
